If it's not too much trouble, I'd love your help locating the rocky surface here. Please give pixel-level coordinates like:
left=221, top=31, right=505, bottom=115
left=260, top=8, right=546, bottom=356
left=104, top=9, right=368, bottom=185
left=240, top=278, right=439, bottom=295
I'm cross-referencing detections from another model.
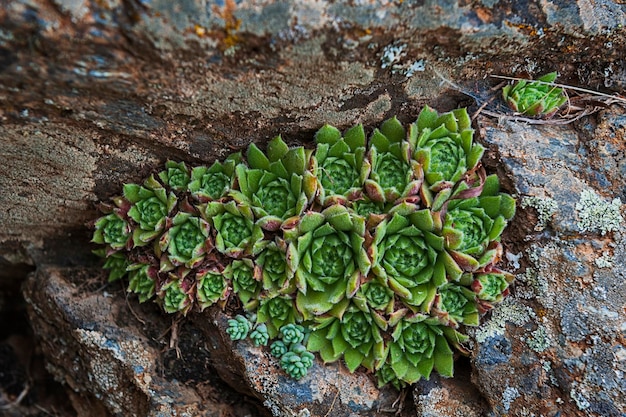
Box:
left=1, top=0, right=625, bottom=416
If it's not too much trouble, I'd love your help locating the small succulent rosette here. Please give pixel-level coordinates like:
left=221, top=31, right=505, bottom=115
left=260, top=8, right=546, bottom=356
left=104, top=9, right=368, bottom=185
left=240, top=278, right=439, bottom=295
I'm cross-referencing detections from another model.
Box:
left=205, top=201, right=266, bottom=259
left=311, top=123, right=368, bottom=206
left=369, top=203, right=448, bottom=311
left=502, top=72, right=567, bottom=116
left=157, top=212, right=212, bottom=270
left=196, top=266, right=230, bottom=311
left=158, top=160, right=191, bottom=191
left=188, top=152, right=241, bottom=202
left=92, top=208, right=133, bottom=253
left=256, top=294, right=299, bottom=338
left=440, top=174, right=516, bottom=273
left=123, top=175, right=177, bottom=247
left=158, top=271, right=195, bottom=315
left=225, top=258, right=261, bottom=310
left=285, top=204, right=371, bottom=319
left=471, top=268, right=514, bottom=311
left=230, top=136, right=313, bottom=231
left=307, top=302, right=385, bottom=373
left=380, top=312, right=468, bottom=385
left=127, top=263, right=158, bottom=303
left=411, top=106, right=484, bottom=209
left=364, top=117, right=422, bottom=204
left=255, top=239, right=293, bottom=295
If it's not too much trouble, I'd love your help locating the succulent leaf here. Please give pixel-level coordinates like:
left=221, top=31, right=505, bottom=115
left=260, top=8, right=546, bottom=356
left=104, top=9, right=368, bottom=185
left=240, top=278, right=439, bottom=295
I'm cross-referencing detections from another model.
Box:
left=127, top=263, right=157, bottom=303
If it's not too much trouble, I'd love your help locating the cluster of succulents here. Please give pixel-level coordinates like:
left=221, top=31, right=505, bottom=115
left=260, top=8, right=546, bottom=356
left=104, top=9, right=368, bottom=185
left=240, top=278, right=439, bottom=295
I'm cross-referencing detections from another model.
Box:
left=502, top=72, right=567, bottom=116
left=92, top=105, right=515, bottom=387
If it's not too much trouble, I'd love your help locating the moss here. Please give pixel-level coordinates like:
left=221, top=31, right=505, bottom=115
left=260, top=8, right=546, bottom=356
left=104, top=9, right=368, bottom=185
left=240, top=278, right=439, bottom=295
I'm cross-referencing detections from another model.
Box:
left=575, top=189, right=623, bottom=236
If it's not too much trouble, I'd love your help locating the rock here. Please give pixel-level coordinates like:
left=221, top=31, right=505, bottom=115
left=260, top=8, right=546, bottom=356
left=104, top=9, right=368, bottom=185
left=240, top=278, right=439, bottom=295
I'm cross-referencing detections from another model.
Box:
left=470, top=107, right=626, bottom=416
left=191, top=310, right=401, bottom=417
left=22, top=266, right=266, bottom=417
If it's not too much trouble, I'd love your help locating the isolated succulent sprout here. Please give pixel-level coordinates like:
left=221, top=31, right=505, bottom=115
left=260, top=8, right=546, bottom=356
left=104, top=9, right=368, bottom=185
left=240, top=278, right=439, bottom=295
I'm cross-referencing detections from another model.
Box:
left=196, top=268, right=229, bottom=310
left=270, top=340, right=288, bottom=357
left=127, top=263, right=157, bottom=303
left=364, top=117, right=421, bottom=204
left=502, top=72, right=567, bottom=116
left=188, top=153, right=241, bottom=201
left=313, top=123, right=367, bottom=205
left=92, top=213, right=132, bottom=251
left=286, top=205, right=371, bottom=318
left=159, top=160, right=190, bottom=191
left=412, top=106, right=483, bottom=204
left=93, top=250, right=129, bottom=282
left=307, top=304, right=385, bottom=372
left=280, top=323, right=306, bottom=345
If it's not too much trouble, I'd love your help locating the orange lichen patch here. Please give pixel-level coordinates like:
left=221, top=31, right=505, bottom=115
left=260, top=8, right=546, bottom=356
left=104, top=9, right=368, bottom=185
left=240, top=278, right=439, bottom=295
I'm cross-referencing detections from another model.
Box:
left=504, top=21, right=541, bottom=37
left=212, top=0, right=242, bottom=50
left=194, top=24, right=207, bottom=37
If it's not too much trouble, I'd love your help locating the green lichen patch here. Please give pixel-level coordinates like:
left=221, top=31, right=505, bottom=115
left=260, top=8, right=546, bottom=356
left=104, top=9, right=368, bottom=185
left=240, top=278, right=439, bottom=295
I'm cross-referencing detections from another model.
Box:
left=575, top=189, right=623, bottom=236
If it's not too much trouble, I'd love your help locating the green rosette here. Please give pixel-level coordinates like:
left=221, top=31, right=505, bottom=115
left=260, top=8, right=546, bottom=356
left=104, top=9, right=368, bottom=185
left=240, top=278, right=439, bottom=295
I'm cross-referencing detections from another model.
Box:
left=188, top=152, right=241, bottom=202
left=285, top=204, right=371, bottom=319
left=124, top=175, right=177, bottom=247
left=158, top=160, right=190, bottom=191
left=502, top=72, right=567, bottom=116
left=196, top=267, right=230, bottom=310
left=158, top=212, right=211, bottom=270
left=206, top=201, right=266, bottom=259
left=411, top=106, right=483, bottom=208
left=230, top=136, right=312, bottom=231
left=312, top=123, right=368, bottom=206
left=92, top=212, right=132, bottom=251
left=127, top=263, right=157, bottom=303
left=363, top=117, right=422, bottom=204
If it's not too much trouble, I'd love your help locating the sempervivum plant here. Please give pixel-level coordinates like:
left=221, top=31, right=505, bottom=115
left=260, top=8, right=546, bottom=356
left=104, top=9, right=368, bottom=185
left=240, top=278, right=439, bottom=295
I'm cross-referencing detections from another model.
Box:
left=312, top=123, right=368, bottom=206
left=92, top=105, right=516, bottom=389
left=231, top=136, right=312, bottom=231
left=502, top=72, right=567, bottom=116
left=364, top=117, right=421, bottom=204
left=411, top=106, right=483, bottom=208
left=285, top=204, right=371, bottom=319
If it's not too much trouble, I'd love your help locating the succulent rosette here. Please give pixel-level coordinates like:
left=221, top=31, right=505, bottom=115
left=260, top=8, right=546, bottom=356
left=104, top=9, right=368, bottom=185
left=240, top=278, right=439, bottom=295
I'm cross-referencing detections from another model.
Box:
left=352, top=280, right=395, bottom=328
left=411, top=106, right=484, bottom=207
left=280, top=343, right=315, bottom=380
left=92, top=249, right=129, bottom=282
left=363, top=117, right=422, bottom=204
left=432, top=283, right=479, bottom=327
left=312, top=123, right=368, bottom=205
left=384, top=313, right=467, bottom=384
left=370, top=204, right=448, bottom=310
left=123, top=176, right=177, bottom=247
left=285, top=204, right=371, bottom=319
left=92, top=212, right=132, bottom=251
left=127, top=263, right=157, bottom=303
left=188, top=152, right=241, bottom=202
left=159, top=273, right=194, bottom=314
left=225, top=259, right=261, bottom=309
left=255, top=240, right=292, bottom=295
left=307, top=303, right=385, bottom=372
left=257, top=295, right=299, bottom=338
left=158, top=160, right=190, bottom=191
left=231, top=136, right=312, bottom=231
left=158, top=212, right=211, bottom=269
left=441, top=174, right=516, bottom=272
left=472, top=268, right=514, bottom=309
left=227, top=315, right=251, bottom=341
left=502, top=72, right=567, bottom=116
left=206, top=201, right=265, bottom=258
left=196, top=267, right=229, bottom=310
